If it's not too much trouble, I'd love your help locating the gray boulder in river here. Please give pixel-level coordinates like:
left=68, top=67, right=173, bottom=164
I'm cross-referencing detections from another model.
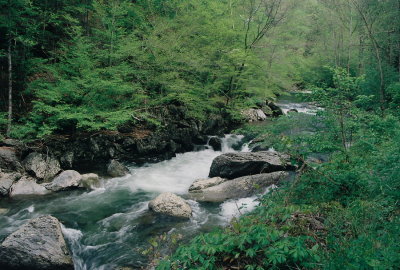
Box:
left=209, top=151, right=295, bottom=179
left=79, top=173, right=100, bottom=188
left=0, top=215, right=74, bottom=270
left=107, top=159, right=129, bottom=177
left=9, top=176, right=51, bottom=197
left=22, top=152, right=61, bottom=181
left=149, top=192, right=192, bottom=219
left=45, top=170, right=82, bottom=192
left=189, top=171, right=289, bottom=202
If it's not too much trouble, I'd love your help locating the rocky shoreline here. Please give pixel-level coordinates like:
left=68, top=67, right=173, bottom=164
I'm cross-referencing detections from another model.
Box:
left=0, top=146, right=297, bottom=269
left=0, top=102, right=289, bottom=269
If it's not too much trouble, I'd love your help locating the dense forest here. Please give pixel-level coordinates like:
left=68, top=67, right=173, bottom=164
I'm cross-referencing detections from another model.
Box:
left=2, top=0, right=398, bottom=139
left=1, top=0, right=399, bottom=269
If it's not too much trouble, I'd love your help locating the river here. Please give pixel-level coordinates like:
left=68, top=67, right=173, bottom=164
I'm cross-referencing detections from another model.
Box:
left=0, top=135, right=261, bottom=269
left=0, top=93, right=318, bottom=269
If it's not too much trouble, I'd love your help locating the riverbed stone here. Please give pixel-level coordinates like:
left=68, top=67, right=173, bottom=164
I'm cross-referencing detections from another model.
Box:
left=190, top=171, right=288, bottom=202
left=107, top=160, right=129, bottom=177
left=189, top=177, right=227, bottom=192
left=79, top=173, right=100, bottom=188
left=209, top=151, right=295, bottom=179
left=9, top=176, right=51, bottom=197
left=208, top=137, right=222, bottom=151
left=0, top=215, right=74, bottom=270
left=266, top=101, right=284, bottom=117
left=46, top=170, right=82, bottom=192
left=22, top=152, right=61, bottom=181
left=0, top=171, right=22, bottom=196
left=149, top=192, right=192, bottom=219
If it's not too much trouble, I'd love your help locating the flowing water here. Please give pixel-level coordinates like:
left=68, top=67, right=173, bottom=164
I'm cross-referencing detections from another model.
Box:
left=0, top=94, right=319, bottom=269
left=275, top=92, right=322, bottom=115
left=0, top=135, right=261, bottom=270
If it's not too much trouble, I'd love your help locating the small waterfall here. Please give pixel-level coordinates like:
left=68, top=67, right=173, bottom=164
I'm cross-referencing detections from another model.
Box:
left=61, top=225, right=86, bottom=270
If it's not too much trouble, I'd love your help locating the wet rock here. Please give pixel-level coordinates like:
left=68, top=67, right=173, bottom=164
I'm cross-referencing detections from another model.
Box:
left=9, top=176, right=51, bottom=197
left=242, top=109, right=267, bottom=122
left=190, top=171, right=288, bottom=202
left=107, top=160, right=129, bottom=177
left=46, top=170, right=82, bottom=192
left=0, top=171, right=22, bottom=196
left=79, top=173, right=100, bottom=189
left=208, top=137, right=222, bottom=151
left=288, top=109, right=298, bottom=113
left=22, top=152, right=61, bottom=181
left=261, top=105, right=274, bottom=116
left=0, top=208, right=8, bottom=215
left=209, top=151, right=295, bottom=179
left=148, top=192, right=192, bottom=219
left=0, top=215, right=74, bottom=270
left=251, top=145, right=270, bottom=152
left=0, top=147, right=24, bottom=173
left=60, top=152, right=74, bottom=169
left=266, top=101, right=283, bottom=117
left=189, top=177, right=227, bottom=192
left=192, top=135, right=208, bottom=145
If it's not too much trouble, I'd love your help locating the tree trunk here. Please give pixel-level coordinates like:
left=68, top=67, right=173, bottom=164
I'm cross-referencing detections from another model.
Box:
left=6, top=38, right=12, bottom=137
left=352, top=0, right=385, bottom=110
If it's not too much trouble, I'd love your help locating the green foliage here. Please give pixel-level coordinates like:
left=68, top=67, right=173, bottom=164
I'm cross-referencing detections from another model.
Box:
left=159, top=68, right=400, bottom=269
left=158, top=195, right=321, bottom=270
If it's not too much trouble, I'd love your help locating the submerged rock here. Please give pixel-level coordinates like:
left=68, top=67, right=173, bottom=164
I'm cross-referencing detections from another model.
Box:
left=0, top=171, right=22, bottom=196
left=22, top=152, right=61, bottom=181
left=209, top=151, right=295, bottom=179
left=208, top=137, right=222, bottom=151
left=9, top=176, right=51, bottom=197
left=190, top=171, right=288, bottom=202
left=46, top=170, right=82, bottom=192
left=107, top=160, right=129, bottom=177
left=0, top=215, right=74, bottom=270
left=148, top=192, right=192, bottom=219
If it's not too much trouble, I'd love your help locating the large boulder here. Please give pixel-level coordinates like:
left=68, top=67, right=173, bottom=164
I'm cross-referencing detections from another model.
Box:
left=209, top=151, right=295, bottom=179
left=46, top=170, right=82, bottom=192
left=0, top=215, right=74, bottom=270
left=0, top=147, right=24, bottom=173
left=0, top=171, right=22, bottom=196
left=22, top=152, right=61, bottom=181
left=9, top=176, right=51, bottom=197
left=189, top=171, right=288, bottom=202
left=148, top=192, right=192, bottom=219
left=242, top=109, right=267, bottom=122
left=107, top=160, right=129, bottom=177
left=208, top=137, right=222, bottom=151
